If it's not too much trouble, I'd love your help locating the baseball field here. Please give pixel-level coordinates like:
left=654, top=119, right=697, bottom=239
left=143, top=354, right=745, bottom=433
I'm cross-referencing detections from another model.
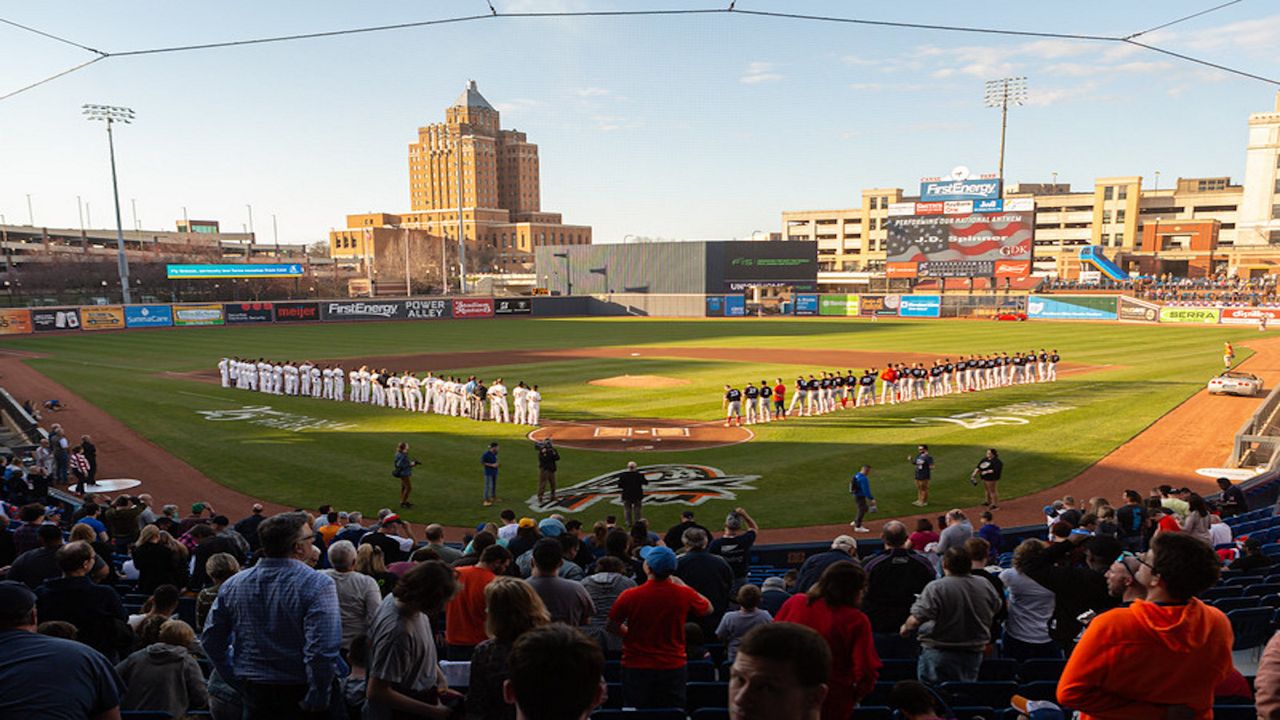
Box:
left=1, top=317, right=1260, bottom=533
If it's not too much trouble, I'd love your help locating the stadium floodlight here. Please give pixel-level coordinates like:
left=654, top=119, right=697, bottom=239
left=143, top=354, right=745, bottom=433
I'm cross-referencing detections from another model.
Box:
left=83, top=104, right=136, bottom=304
left=983, top=77, right=1027, bottom=186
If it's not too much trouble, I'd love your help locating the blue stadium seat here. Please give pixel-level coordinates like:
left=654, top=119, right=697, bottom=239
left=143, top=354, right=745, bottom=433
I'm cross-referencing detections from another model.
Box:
left=1213, top=596, right=1263, bottom=613
left=685, top=682, right=729, bottom=712
left=604, top=660, right=622, bottom=683
left=880, top=658, right=918, bottom=681
left=602, top=683, right=624, bottom=709
left=939, top=681, right=1018, bottom=709
left=1201, top=586, right=1244, bottom=601
left=1016, top=680, right=1060, bottom=702
left=1017, top=659, right=1066, bottom=683
left=1213, top=706, right=1260, bottom=720
left=688, top=660, right=717, bottom=682
left=851, top=707, right=893, bottom=720
left=592, top=710, right=684, bottom=720
left=863, top=681, right=896, bottom=707
left=1244, top=583, right=1280, bottom=597
left=1259, top=593, right=1280, bottom=610
left=978, top=659, right=1018, bottom=681
left=1228, top=607, right=1275, bottom=650
left=1225, top=576, right=1264, bottom=586
left=1265, top=544, right=1280, bottom=558
left=690, top=710, right=730, bottom=720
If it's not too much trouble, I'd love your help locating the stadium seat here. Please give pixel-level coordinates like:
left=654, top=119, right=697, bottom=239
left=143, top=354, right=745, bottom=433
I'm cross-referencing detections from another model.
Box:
left=863, top=681, right=897, bottom=707
left=953, top=707, right=998, bottom=720
left=1225, top=576, right=1263, bottom=586
left=1228, top=607, right=1275, bottom=650
left=1259, top=593, right=1280, bottom=609
left=1264, top=545, right=1280, bottom=558
left=686, top=682, right=729, bottom=712
left=603, top=661, right=622, bottom=683
left=176, top=596, right=197, bottom=627
left=1017, top=659, right=1066, bottom=683
left=121, top=713, right=174, bottom=720
left=850, top=707, right=893, bottom=720
left=1016, top=680, right=1060, bottom=702
left=880, top=658, right=918, bottom=681
left=592, top=710, right=684, bottom=720
left=939, top=681, right=1018, bottom=709
left=602, top=683, right=624, bottom=709
left=1244, top=583, right=1280, bottom=597
left=1213, top=706, right=1260, bottom=720
left=1201, top=586, right=1244, bottom=601
left=978, top=659, right=1018, bottom=681
left=687, top=660, right=717, bottom=682
left=1213, top=597, right=1262, bottom=613
left=690, top=710, right=730, bottom=720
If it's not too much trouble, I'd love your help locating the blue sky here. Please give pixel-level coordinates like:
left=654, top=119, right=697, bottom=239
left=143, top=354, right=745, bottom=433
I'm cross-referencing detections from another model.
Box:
left=2, top=1, right=1279, bottom=247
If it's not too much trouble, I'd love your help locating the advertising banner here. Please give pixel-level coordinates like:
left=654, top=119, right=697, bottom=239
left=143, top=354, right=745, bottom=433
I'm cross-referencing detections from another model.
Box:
left=724, top=295, right=746, bottom=317
left=1026, top=295, right=1118, bottom=320
left=223, top=303, right=274, bottom=324
left=452, top=298, right=495, bottom=319
left=31, top=308, right=81, bottom=332
left=1117, top=296, right=1160, bottom=323
left=0, top=308, right=32, bottom=335
left=819, top=294, right=860, bottom=316
left=321, top=300, right=405, bottom=321
left=705, top=296, right=724, bottom=317
left=887, top=211, right=1033, bottom=278
left=493, top=298, right=531, bottom=316
left=858, top=295, right=899, bottom=317
left=124, top=305, right=173, bottom=328
left=719, top=242, right=818, bottom=290
left=173, top=304, right=225, bottom=326
left=1220, top=307, right=1280, bottom=325
left=167, top=263, right=304, bottom=279
left=994, top=260, right=1033, bottom=278
left=973, top=199, right=1003, bottom=213
left=794, top=294, right=818, bottom=316
left=1159, top=306, right=1221, bottom=324
left=899, top=295, right=942, bottom=318
left=273, top=302, right=320, bottom=322
left=885, top=263, right=919, bottom=279
left=919, top=177, right=1002, bottom=202
left=81, top=306, right=125, bottom=331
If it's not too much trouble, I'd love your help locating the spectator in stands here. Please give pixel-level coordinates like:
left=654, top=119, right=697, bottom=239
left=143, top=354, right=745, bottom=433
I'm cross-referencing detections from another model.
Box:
left=676, top=527, right=734, bottom=636
left=515, top=519, right=584, bottom=579
left=12, top=503, right=45, bottom=556
left=115, top=619, right=208, bottom=718
left=128, top=583, right=180, bottom=632
left=1257, top=631, right=1280, bottom=718
left=998, top=539, right=1061, bottom=662
left=131, top=524, right=189, bottom=593
left=0, top=514, right=13, bottom=569
left=1057, top=496, right=1083, bottom=527
left=901, top=547, right=1001, bottom=685
left=1021, top=532, right=1120, bottom=652
left=178, top=502, right=213, bottom=535
left=716, top=584, right=773, bottom=663
left=1058, top=532, right=1233, bottom=718
left=189, top=524, right=247, bottom=590
left=759, top=576, right=791, bottom=615
left=664, top=510, right=710, bottom=552
left=1208, top=515, right=1233, bottom=550
left=889, top=680, right=945, bottom=720
left=608, top=545, right=713, bottom=709
left=318, top=539, right=382, bottom=653
left=1155, top=485, right=1189, bottom=521
left=710, top=507, right=759, bottom=590
left=365, top=561, right=460, bottom=720
left=1115, top=490, right=1148, bottom=552
left=210, top=514, right=250, bottom=557
left=196, top=553, right=240, bottom=631
left=935, top=509, right=974, bottom=559
left=355, top=542, right=397, bottom=597
left=0, top=580, right=125, bottom=718
left=775, top=561, right=880, bottom=720
left=581, top=554, right=636, bottom=654
left=203, top=511, right=343, bottom=717
left=34, top=540, right=129, bottom=661
left=423, top=523, right=462, bottom=564
left=795, top=534, right=860, bottom=594
left=105, top=495, right=146, bottom=550
left=233, top=503, right=267, bottom=551
left=445, top=543, right=511, bottom=660
left=333, top=511, right=368, bottom=546
left=1228, top=538, right=1274, bottom=572
left=1181, top=493, right=1214, bottom=546
left=527, top=538, right=593, bottom=627
left=360, top=514, right=410, bottom=564
left=7, top=523, right=64, bottom=589
left=468, top=576, right=551, bottom=720
left=862, top=521, right=935, bottom=660
left=69, top=522, right=115, bottom=585
left=1106, top=552, right=1147, bottom=605
left=503, top=624, right=605, bottom=720
left=1216, top=476, right=1248, bottom=517
left=976, top=511, right=1002, bottom=561
left=729, top=622, right=831, bottom=720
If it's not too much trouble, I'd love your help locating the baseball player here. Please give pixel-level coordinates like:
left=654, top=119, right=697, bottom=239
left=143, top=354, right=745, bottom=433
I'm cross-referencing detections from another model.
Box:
left=512, top=382, right=529, bottom=425
left=773, top=378, right=787, bottom=420
left=319, top=366, right=332, bottom=401
left=368, top=370, right=384, bottom=406
left=928, top=362, right=944, bottom=398
left=723, top=384, right=743, bottom=427
left=940, top=359, right=954, bottom=395
left=309, top=365, right=322, bottom=399
left=1037, top=349, right=1049, bottom=382
left=842, top=369, right=856, bottom=408
left=815, top=375, right=829, bottom=415
left=332, top=365, right=344, bottom=401
left=1048, top=350, right=1060, bottom=382
left=857, top=368, right=876, bottom=407
left=489, top=378, right=509, bottom=423
left=388, top=373, right=404, bottom=409
left=743, top=382, right=759, bottom=424
left=757, top=380, right=772, bottom=422
left=879, top=365, right=896, bottom=404
left=527, top=384, right=542, bottom=425
left=218, top=358, right=230, bottom=388
left=806, top=375, right=820, bottom=416
left=299, top=361, right=313, bottom=396
left=269, top=362, right=283, bottom=395
left=787, top=376, right=805, bottom=416
left=403, top=373, right=421, bottom=412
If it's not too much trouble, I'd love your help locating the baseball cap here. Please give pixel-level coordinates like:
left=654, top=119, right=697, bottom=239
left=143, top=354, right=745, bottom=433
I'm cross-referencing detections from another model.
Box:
left=1010, top=695, right=1065, bottom=720
left=640, top=545, right=677, bottom=575
left=382, top=513, right=401, bottom=525
left=192, top=502, right=206, bottom=514
left=252, top=503, right=264, bottom=513
left=538, top=518, right=566, bottom=537
left=761, top=577, right=786, bottom=591
left=517, top=517, right=536, bottom=529
left=831, top=534, right=858, bottom=551
left=681, top=511, right=695, bottom=519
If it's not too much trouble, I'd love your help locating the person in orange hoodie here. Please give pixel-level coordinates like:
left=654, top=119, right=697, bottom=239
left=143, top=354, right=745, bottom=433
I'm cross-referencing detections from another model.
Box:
left=1057, top=532, right=1233, bottom=720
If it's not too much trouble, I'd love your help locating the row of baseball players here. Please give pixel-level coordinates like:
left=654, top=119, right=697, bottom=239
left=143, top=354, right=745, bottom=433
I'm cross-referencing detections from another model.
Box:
left=216, top=358, right=544, bottom=425
left=721, top=349, right=1061, bottom=425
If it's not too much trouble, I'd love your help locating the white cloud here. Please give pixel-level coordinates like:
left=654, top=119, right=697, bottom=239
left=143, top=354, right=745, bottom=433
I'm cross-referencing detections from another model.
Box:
left=1180, top=14, right=1280, bottom=54
left=1024, top=82, right=1099, bottom=107
left=740, top=61, right=783, bottom=85
left=494, top=98, right=540, bottom=113
left=574, top=87, right=610, bottom=97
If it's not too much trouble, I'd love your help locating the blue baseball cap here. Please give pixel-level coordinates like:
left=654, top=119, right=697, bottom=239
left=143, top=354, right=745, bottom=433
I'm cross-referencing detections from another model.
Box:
left=640, top=545, right=677, bottom=575
left=538, top=518, right=566, bottom=538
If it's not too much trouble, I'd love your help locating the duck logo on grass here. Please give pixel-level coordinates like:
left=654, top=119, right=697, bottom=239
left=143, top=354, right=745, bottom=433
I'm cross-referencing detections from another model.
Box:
left=528, top=464, right=759, bottom=513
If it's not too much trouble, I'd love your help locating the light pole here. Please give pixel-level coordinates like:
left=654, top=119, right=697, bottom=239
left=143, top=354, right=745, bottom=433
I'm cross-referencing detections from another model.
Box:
left=130, top=198, right=139, bottom=231
left=272, top=213, right=279, bottom=255
left=25, top=194, right=33, bottom=226
left=83, top=104, right=135, bottom=304
left=246, top=204, right=255, bottom=247
left=77, top=196, right=85, bottom=234
left=983, top=76, right=1027, bottom=186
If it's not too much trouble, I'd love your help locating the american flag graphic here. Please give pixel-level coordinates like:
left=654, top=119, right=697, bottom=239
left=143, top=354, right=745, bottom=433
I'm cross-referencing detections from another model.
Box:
left=886, top=212, right=1033, bottom=267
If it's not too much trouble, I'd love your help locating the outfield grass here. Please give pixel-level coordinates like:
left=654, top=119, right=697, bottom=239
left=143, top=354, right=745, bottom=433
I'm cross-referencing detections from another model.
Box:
left=4, top=317, right=1258, bottom=530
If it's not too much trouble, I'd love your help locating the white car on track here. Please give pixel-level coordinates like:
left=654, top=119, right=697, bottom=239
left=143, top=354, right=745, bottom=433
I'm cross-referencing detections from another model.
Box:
left=1207, top=371, right=1264, bottom=397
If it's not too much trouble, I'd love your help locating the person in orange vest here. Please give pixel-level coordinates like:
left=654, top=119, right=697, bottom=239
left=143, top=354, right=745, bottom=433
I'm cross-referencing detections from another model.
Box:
left=1223, top=342, right=1234, bottom=370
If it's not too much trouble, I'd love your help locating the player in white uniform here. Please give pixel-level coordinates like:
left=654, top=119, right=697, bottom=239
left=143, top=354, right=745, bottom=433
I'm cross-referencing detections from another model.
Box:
left=331, top=365, right=344, bottom=401
left=356, top=367, right=370, bottom=403
left=1047, top=350, right=1059, bottom=382
left=403, top=373, right=421, bottom=412
left=488, top=379, right=509, bottom=423
left=282, top=363, right=297, bottom=396
left=298, top=362, right=313, bottom=396
left=321, top=367, right=334, bottom=400
left=526, top=384, right=542, bottom=426
left=218, top=358, right=230, bottom=388
left=307, top=366, right=320, bottom=398
left=386, top=374, right=403, bottom=409
left=512, top=382, right=529, bottom=425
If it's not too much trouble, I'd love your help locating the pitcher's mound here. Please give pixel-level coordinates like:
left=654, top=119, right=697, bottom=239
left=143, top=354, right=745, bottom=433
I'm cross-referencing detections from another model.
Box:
left=589, top=374, right=690, bottom=389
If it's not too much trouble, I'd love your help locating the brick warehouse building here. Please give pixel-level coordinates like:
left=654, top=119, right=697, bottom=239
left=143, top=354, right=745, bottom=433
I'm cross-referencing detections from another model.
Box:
left=330, top=81, right=591, bottom=286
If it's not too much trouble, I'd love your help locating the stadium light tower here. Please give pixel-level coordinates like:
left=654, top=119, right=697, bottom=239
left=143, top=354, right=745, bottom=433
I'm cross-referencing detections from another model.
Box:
left=83, top=104, right=135, bottom=304
left=983, top=77, right=1027, bottom=187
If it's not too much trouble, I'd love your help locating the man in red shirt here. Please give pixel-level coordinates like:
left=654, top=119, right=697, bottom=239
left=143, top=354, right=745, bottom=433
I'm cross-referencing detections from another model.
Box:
left=607, top=545, right=712, bottom=709
left=444, top=544, right=511, bottom=660
left=879, top=366, right=898, bottom=405
left=772, top=379, right=787, bottom=420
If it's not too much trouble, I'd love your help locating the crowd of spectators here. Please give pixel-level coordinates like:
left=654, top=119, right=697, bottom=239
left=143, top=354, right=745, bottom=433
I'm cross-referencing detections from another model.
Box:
left=1044, top=272, right=1280, bottom=307
left=0, top=464, right=1275, bottom=719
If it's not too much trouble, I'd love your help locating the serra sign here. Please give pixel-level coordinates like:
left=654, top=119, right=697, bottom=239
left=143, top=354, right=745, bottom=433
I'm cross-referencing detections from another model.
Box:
left=1159, top=307, right=1221, bottom=324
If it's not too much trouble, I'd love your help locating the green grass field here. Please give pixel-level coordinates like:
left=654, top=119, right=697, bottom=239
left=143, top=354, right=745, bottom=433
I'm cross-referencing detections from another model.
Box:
left=3, top=317, right=1257, bottom=530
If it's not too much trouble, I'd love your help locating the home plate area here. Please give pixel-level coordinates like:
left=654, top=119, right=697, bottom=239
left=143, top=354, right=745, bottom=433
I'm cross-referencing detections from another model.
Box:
left=528, top=418, right=751, bottom=452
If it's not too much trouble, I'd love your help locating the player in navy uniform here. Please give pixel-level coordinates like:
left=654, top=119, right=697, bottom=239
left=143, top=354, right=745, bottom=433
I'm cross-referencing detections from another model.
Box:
left=843, top=370, right=856, bottom=408
left=1048, top=350, right=1060, bottom=382
left=723, top=384, right=743, bottom=427
left=807, top=375, right=821, bottom=415
left=929, top=362, right=944, bottom=398
left=788, top=376, right=805, bottom=416
left=913, top=364, right=928, bottom=401
left=743, top=382, right=760, bottom=425
left=758, top=380, right=773, bottom=422
left=857, top=369, right=876, bottom=406
left=942, top=358, right=955, bottom=395
left=1037, top=349, right=1050, bottom=382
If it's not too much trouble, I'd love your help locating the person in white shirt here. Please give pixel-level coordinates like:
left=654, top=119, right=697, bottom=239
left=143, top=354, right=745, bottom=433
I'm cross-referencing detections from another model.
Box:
left=489, top=379, right=509, bottom=423
left=284, top=363, right=300, bottom=396
left=386, top=374, right=403, bottom=410
left=218, top=358, right=230, bottom=388
left=332, top=365, right=345, bottom=402
left=512, top=382, right=529, bottom=425
left=358, top=367, right=373, bottom=404
left=271, top=363, right=285, bottom=395
left=403, top=374, right=421, bottom=412
left=309, top=366, right=322, bottom=399
left=526, top=385, right=543, bottom=426
left=299, top=362, right=314, bottom=396
left=1208, top=515, right=1233, bottom=549
left=321, top=367, right=334, bottom=401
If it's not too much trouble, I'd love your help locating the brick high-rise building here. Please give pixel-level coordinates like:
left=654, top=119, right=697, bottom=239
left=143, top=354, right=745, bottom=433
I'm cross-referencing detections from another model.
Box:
left=332, top=81, right=590, bottom=284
